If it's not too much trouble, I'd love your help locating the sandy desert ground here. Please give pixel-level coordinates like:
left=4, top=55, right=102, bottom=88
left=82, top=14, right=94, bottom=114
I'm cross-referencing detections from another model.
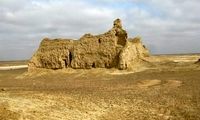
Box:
left=0, top=54, right=200, bottom=120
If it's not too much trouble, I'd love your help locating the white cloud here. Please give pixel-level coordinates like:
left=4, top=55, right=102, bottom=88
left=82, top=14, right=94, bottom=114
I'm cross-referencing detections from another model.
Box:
left=0, top=0, right=200, bottom=60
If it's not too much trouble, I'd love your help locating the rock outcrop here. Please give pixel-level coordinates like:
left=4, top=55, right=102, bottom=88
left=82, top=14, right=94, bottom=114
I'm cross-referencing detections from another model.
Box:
left=28, top=19, right=150, bottom=71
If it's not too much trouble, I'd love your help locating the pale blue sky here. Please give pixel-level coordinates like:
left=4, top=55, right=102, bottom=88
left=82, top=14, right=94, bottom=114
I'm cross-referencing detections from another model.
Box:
left=0, top=0, right=200, bottom=60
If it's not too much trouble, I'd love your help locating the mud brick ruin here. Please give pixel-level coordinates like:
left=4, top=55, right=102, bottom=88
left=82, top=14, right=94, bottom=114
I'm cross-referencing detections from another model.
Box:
left=28, top=19, right=150, bottom=71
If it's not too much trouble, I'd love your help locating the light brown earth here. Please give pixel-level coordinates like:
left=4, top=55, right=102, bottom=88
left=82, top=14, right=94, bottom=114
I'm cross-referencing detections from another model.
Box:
left=0, top=54, right=200, bottom=120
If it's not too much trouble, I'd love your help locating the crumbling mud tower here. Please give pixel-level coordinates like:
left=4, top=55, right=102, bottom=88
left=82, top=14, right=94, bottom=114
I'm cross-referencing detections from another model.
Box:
left=28, top=19, right=150, bottom=71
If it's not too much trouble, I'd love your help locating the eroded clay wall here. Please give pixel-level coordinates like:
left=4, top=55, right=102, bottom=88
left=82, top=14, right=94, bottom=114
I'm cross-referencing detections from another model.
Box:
left=28, top=38, right=75, bottom=70
left=28, top=19, right=149, bottom=71
left=71, top=33, right=119, bottom=69
left=118, top=37, right=150, bottom=70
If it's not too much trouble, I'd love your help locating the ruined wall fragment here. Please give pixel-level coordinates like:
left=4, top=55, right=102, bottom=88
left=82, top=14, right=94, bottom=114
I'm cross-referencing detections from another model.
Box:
left=118, top=37, right=150, bottom=70
left=28, top=19, right=150, bottom=71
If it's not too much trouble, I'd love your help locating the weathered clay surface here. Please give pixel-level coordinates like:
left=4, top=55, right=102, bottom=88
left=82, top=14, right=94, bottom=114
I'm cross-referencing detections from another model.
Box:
left=118, top=37, right=150, bottom=70
left=28, top=19, right=149, bottom=71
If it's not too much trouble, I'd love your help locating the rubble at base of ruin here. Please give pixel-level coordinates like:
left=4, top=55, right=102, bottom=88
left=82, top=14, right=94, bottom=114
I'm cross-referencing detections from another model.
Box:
left=28, top=19, right=150, bottom=71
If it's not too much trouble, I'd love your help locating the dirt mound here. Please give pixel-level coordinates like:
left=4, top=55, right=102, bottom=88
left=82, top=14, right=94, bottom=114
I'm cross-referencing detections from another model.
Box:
left=137, top=79, right=161, bottom=88
left=164, top=80, right=182, bottom=88
left=136, top=79, right=182, bottom=89
left=28, top=19, right=149, bottom=71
